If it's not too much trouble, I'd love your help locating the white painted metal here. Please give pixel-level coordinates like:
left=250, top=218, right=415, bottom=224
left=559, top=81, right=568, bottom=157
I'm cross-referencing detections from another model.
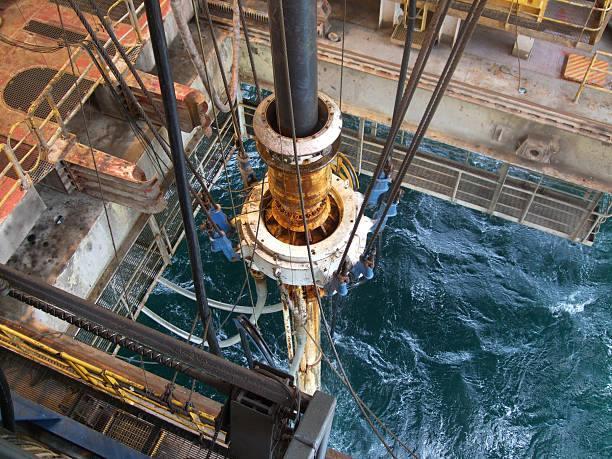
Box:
left=237, top=175, right=373, bottom=286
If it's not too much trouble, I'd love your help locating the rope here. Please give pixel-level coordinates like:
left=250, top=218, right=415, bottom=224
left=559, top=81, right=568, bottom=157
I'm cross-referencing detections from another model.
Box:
left=199, top=0, right=270, bottom=320
left=237, top=0, right=263, bottom=103
left=364, top=0, right=489, bottom=256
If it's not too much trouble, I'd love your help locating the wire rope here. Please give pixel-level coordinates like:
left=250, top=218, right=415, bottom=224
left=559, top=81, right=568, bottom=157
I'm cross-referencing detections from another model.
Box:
left=272, top=2, right=405, bottom=456
left=333, top=0, right=453, bottom=275
left=53, top=0, right=152, bottom=390
left=364, top=0, right=488, bottom=256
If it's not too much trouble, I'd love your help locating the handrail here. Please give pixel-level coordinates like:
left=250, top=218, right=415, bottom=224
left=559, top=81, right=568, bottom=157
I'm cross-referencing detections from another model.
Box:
left=574, top=50, right=612, bottom=102
left=414, top=0, right=612, bottom=37
left=0, top=322, right=225, bottom=439
left=0, top=144, right=31, bottom=210
left=107, top=0, right=144, bottom=42
left=0, top=0, right=144, bottom=212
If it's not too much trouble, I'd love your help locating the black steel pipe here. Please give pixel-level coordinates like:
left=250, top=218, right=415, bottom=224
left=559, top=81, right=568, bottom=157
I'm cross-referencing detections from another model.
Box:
left=267, top=0, right=318, bottom=137
left=144, top=0, right=221, bottom=356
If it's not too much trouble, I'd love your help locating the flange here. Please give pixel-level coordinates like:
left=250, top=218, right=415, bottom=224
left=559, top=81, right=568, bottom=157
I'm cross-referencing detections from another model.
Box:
left=237, top=175, right=373, bottom=287
left=253, top=92, right=342, bottom=165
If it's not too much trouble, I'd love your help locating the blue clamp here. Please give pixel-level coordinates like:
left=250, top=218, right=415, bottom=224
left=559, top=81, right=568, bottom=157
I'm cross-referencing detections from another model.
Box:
left=372, top=199, right=398, bottom=233
left=350, top=258, right=374, bottom=281
left=210, top=232, right=238, bottom=262
left=324, top=275, right=348, bottom=297
left=367, top=171, right=390, bottom=209
left=210, top=204, right=232, bottom=235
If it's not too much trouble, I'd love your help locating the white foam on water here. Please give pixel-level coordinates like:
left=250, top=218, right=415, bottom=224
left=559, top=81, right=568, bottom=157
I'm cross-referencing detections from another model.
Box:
left=549, top=291, right=596, bottom=315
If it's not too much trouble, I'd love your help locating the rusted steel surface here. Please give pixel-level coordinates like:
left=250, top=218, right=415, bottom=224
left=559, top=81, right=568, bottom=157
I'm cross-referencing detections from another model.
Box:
left=123, top=70, right=211, bottom=132
left=62, top=142, right=166, bottom=213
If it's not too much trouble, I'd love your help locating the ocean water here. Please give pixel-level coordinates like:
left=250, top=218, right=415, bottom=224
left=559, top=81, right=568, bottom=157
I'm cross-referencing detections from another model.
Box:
left=141, top=138, right=612, bottom=458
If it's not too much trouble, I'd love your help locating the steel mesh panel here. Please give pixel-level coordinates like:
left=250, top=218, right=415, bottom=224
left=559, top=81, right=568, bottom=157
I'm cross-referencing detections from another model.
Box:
left=29, top=160, right=57, bottom=184
left=154, top=430, right=228, bottom=459
left=3, top=67, right=95, bottom=120
left=106, top=411, right=154, bottom=451
left=23, top=20, right=86, bottom=43
left=52, top=0, right=145, bottom=22
left=72, top=393, right=116, bottom=432
left=0, top=353, right=79, bottom=415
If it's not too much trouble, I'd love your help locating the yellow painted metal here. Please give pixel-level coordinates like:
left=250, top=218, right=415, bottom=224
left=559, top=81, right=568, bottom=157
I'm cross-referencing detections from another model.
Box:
left=391, top=0, right=612, bottom=43
left=0, top=4, right=144, bottom=211
left=574, top=50, right=612, bottom=102
left=496, top=0, right=548, bottom=22
left=0, top=323, right=223, bottom=438
left=107, top=0, right=144, bottom=43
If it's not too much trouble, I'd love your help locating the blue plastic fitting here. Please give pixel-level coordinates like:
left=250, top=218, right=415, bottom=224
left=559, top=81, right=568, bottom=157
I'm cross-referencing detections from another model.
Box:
left=324, top=276, right=348, bottom=297
left=372, top=200, right=398, bottom=233
left=350, top=259, right=374, bottom=280
left=210, top=204, right=232, bottom=235
left=367, top=171, right=390, bottom=208
left=210, top=232, right=238, bottom=261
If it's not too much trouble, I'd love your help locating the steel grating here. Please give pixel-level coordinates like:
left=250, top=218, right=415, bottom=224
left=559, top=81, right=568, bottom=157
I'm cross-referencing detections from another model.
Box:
left=0, top=345, right=227, bottom=458
left=3, top=67, right=95, bottom=120
left=23, top=19, right=87, bottom=43
left=52, top=0, right=145, bottom=22
left=76, top=113, right=235, bottom=348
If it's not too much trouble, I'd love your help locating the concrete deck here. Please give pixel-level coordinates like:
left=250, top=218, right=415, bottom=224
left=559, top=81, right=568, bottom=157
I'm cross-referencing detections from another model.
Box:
left=323, top=15, right=612, bottom=126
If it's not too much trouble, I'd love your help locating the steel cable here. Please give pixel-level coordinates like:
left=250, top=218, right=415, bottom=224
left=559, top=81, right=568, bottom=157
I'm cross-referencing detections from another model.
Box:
left=364, top=0, right=489, bottom=256
left=271, top=1, right=410, bottom=456
left=334, top=0, right=452, bottom=275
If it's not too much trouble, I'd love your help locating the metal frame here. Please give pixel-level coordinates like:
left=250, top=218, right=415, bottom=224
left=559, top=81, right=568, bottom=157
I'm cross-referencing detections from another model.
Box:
left=241, top=99, right=612, bottom=245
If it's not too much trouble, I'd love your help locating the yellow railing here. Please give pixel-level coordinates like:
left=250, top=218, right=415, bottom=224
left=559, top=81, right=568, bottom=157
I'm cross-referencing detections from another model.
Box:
left=400, top=0, right=612, bottom=43
left=0, top=1, right=145, bottom=214
left=574, top=50, right=612, bottom=102
left=0, top=144, right=32, bottom=211
left=0, top=322, right=225, bottom=439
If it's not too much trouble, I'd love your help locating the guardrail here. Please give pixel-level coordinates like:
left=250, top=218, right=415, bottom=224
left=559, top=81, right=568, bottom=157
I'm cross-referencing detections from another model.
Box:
left=399, top=0, right=612, bottom=45
left=0, top=1, right=145, bottom=214
left=0, top=322, right=223, bottom=440
left=574, top=50, right=612, bottom=102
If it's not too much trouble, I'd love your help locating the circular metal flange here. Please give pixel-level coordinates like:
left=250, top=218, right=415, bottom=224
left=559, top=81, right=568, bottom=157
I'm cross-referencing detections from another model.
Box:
left=253, top=92, right=342, bottom=165
left=237, top=175, right=373, bottom=287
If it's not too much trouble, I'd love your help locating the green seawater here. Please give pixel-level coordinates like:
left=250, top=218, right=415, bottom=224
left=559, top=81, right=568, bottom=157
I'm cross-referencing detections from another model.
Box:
left=139, top=136, right=612, bottom=458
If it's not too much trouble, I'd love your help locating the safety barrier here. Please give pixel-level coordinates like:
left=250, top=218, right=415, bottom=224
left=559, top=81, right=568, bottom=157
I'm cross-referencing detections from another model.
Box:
left=396, top=0, right=612, bottom=45
left=240, top=92, right=612, bottom=245
left=0, top=322, right=224, bottom=440
left=0, top=1, right=145, bottom=216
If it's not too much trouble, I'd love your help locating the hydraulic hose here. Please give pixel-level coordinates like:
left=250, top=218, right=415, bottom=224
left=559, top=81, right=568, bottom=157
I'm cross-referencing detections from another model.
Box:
left=156, top=277, right=283, bottom=314
left=143, top=276, right=271, bottom=348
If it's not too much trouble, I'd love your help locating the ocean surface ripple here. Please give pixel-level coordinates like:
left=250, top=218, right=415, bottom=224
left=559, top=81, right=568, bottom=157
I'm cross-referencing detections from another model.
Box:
left=144, top=145, right=611, bottom=458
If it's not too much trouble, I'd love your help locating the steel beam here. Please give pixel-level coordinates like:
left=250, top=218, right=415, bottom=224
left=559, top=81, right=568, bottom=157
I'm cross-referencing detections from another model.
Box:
left=0, top=264, right=303, bottom=407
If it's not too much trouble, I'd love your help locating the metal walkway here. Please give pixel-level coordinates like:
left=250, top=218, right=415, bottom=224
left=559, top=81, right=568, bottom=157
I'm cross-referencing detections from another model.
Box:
left=242, top=93, right=610, bottom=246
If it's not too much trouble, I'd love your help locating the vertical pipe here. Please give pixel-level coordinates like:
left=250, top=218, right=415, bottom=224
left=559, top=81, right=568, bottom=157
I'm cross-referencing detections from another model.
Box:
left=144, top=0, right=221, bottom=356
left=267, top=0, right=318, bottom=137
